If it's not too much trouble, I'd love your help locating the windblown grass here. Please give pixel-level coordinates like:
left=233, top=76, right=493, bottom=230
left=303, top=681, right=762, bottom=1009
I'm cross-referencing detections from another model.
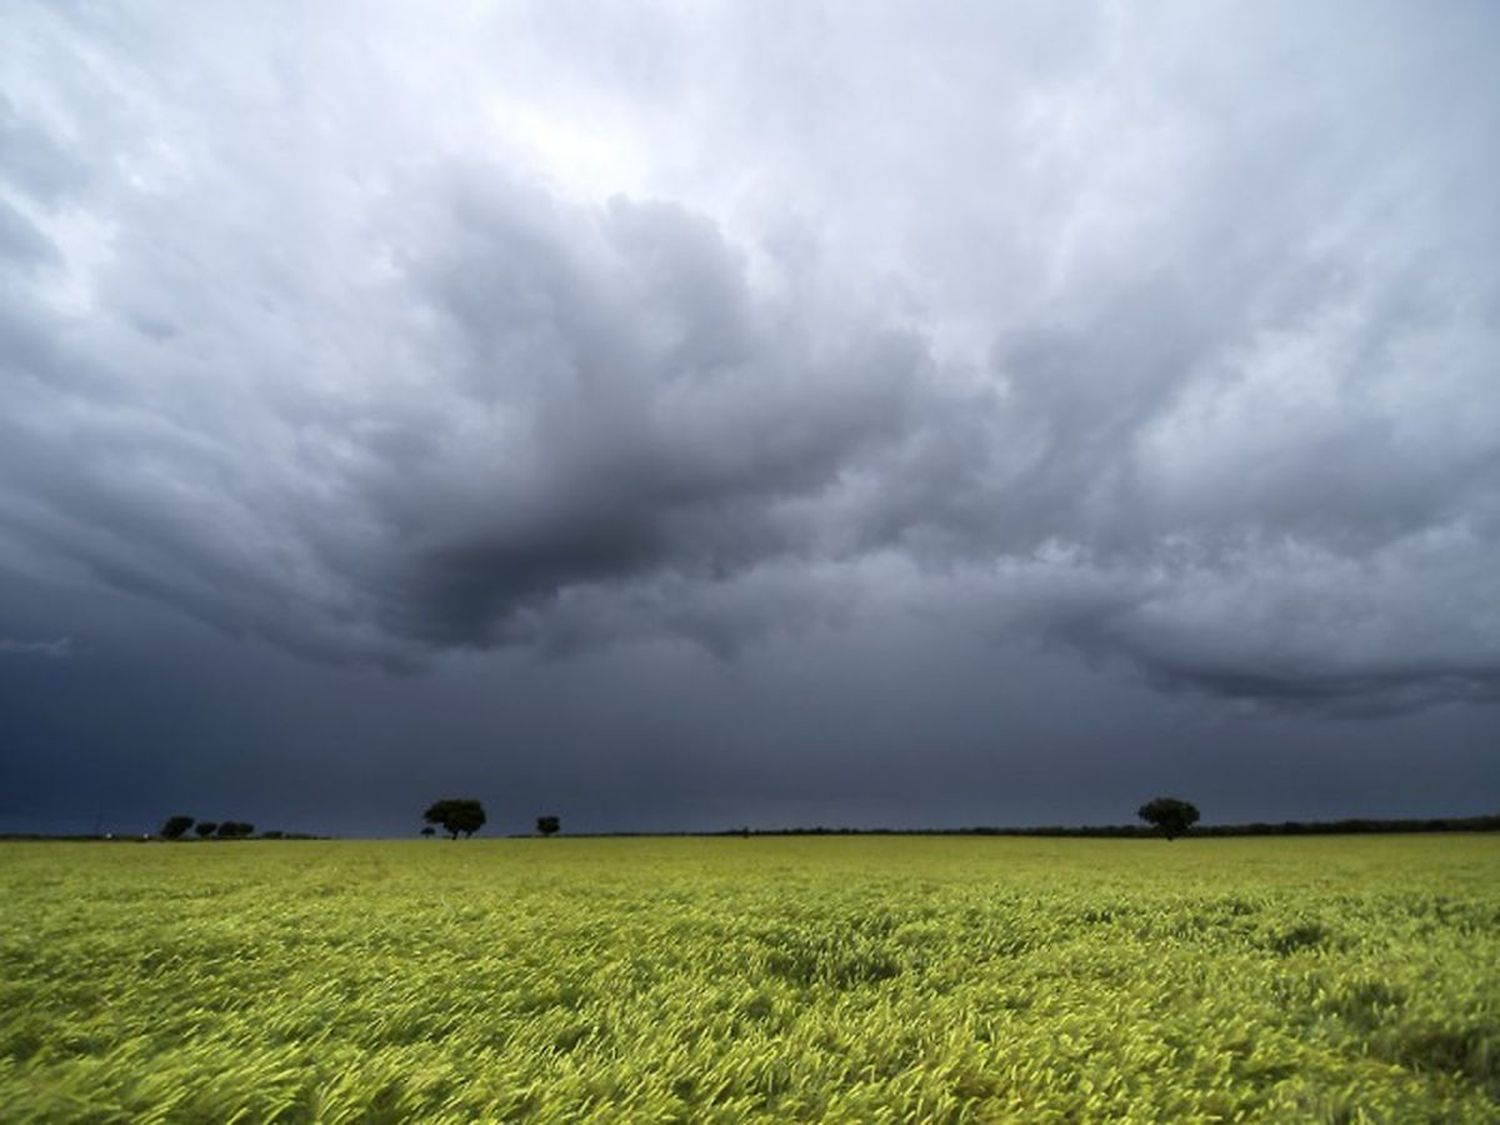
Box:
left=2, top=835, right=1496, bottom=1121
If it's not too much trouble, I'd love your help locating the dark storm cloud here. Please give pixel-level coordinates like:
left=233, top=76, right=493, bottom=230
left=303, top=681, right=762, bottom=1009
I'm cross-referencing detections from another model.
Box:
left=1, top=0, right=1498, bottom=716
left=356, top=179, right=926, bottom=648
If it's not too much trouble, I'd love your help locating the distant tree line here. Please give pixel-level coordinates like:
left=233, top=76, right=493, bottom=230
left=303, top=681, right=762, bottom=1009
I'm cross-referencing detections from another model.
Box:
left=706, top=814, right=1500, bottom=838
left=416, top=802, right=565, bottom=839
left=135, top=802, right=1500, bottom=844
left=158, top=816, right=262, bottom=840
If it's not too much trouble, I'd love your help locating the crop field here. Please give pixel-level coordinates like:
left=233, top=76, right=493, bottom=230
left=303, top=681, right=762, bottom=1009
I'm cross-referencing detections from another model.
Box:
left=2, top=836, right=1497, bottom=1122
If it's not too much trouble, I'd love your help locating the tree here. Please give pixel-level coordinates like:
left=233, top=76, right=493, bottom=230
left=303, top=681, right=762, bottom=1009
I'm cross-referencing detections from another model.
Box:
left=195, top=821, right=218, bottom=839
left=216, top=821, right=254, bottom=839
left=536, top=815, right=560, bottom=837
left=423, top=798, right=486, bottom=840
left=1138, top=797, right=1200, bottom=841
left=159, top=815, right=195, bottom=840
left=421, top=826, right=436, bottom=838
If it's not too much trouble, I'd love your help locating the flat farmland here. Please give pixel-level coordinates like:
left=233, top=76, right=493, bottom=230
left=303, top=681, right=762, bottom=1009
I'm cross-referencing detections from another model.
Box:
left=1, top=835, right=1496, bottom=1122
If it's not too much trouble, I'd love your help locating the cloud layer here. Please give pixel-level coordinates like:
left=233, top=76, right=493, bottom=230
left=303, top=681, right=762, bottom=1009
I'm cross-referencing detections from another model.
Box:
left=3, top=1, right=1498, bottom=711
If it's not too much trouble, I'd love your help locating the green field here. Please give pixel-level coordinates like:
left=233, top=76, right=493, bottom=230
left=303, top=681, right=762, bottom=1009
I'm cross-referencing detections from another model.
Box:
left=2, top=836, right=1497, bottom=1122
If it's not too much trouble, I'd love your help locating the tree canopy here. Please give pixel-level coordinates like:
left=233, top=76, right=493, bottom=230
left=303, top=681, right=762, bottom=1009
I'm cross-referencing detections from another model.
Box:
left=423, top=799, right=487, bottom=839
left=159, top=815, right=195, bottom=840
left=1137, top=797, right=1200, bottom=841
left=536, top=815, right=560, bottom=837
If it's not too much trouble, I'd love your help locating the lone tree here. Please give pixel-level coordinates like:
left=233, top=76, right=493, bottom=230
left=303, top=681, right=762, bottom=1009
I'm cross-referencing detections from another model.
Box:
left=1138, top=797, right=1200, bottom=841
left=423, top=798, right=487, bottom=840
left=195, top=821, right=218, bottom=839
left=536, top=815, right=560, bottom=837
left=421, top=826, right=436, bottom=838
left=159, top=815, right=195, bottom=840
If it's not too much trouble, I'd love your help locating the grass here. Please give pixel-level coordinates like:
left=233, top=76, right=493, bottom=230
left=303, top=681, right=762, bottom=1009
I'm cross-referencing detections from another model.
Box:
left=1, top=835, right=1497, bottom=1122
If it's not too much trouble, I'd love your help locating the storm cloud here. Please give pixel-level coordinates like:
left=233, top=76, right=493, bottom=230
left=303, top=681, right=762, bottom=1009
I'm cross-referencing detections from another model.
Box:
left=2, top=0, right=1499, bottom=804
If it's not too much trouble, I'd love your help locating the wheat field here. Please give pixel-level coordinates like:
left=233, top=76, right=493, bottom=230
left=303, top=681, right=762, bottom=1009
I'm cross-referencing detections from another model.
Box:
left=2, top=835, right=1496, bottom=1122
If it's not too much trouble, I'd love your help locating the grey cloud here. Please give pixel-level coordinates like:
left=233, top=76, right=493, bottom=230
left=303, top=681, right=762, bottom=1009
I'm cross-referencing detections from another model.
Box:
left=0, top=97, right=90, bottom=205
left=0, top=636, right=72, bottom=658
left=1, top=1, right=1497, bottom=717
left=359, top=177, right=928, bottom=647
left=0, top=144, right=932, bottom=661
left=0, top=199, right=57, bottom=267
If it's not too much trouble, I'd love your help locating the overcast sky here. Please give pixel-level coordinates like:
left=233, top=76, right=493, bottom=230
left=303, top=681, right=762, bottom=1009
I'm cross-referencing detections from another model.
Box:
left=3, top=1, right=1498, bottom=836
